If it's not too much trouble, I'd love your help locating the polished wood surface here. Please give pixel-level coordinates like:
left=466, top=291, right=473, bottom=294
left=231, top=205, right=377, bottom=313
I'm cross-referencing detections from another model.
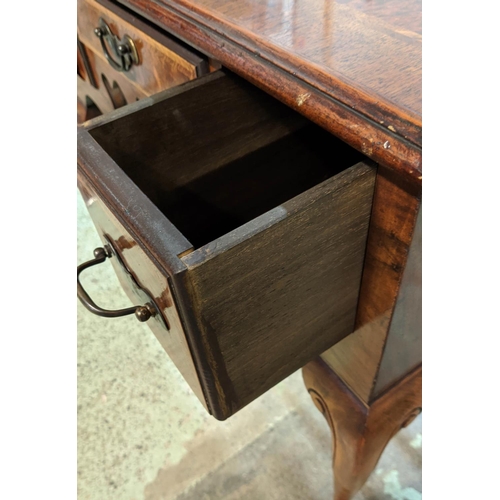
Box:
left=88, top=47, right=148, bottom=104
left=78, top=71, right=378, bottom=419
left=119, top=0, right=422, bottom=184
left=159, top=0, right=422, bottom=129
left=373, top=205, right=422, bottom=396
left=77, top=0, right=422, bottom=491
left=78, top=38, right=114, bottom=117
left=322, top=168, right=421, bottom=403
left=78, top=0, right=207, bottom=96
left=303, top=358, right=422, bottom=500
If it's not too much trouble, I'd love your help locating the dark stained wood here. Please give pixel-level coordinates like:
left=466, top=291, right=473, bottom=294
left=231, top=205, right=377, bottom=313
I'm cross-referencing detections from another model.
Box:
left=157, top=128, right=362, bottom=249
left=77, top=127, right=193, bottom=273
left=303, top=358, right=422, bottom=500
left=179, top=162, right=375, bottom=418
left=118, top=0, right=422, bottom=185
left=78, top=71, right=377, bottom=419
left=77, top=0, right=207, bottom=96
left=88, top=70, right=309, bottom=212
left=77, top=170, right=208, bottom=410
left=321, top=167, right=421, bottom=403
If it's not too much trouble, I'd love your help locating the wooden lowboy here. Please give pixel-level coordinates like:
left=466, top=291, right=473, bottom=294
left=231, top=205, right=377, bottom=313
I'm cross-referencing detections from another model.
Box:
left=77, top=0, right=421, bottom=497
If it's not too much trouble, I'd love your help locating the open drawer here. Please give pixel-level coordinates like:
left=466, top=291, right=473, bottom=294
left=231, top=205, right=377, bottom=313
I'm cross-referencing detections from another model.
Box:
left=77, top=70, right=376, bottom=420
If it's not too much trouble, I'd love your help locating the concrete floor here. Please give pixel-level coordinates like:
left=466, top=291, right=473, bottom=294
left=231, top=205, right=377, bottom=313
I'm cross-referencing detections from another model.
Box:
left=77, top=190, right=422, bottom=500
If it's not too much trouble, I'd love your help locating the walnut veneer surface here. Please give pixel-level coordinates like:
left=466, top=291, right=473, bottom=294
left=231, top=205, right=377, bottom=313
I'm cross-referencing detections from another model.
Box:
left=119, top=0, right=422, bottom=184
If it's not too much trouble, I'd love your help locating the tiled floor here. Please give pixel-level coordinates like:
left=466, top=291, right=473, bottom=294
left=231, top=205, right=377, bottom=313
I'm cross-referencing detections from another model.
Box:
left=77, top=190, right=421, bottom=500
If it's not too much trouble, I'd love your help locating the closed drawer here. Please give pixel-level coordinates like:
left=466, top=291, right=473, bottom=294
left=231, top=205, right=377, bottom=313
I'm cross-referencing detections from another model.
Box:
left=77, top=0, right=208, bottom=96
left=77, top=70, right=376, bottom=419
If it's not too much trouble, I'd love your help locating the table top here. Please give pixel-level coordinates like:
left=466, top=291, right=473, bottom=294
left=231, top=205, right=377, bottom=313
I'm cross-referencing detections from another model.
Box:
left=121, top=0, right=422, bottom=185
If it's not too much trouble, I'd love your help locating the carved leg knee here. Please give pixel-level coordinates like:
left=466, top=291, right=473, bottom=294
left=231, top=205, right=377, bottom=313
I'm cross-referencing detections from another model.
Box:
left=303, top=358, right=421, bottom=500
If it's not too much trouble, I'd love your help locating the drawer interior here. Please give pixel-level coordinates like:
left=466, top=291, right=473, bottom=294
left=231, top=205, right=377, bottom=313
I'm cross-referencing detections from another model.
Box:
left=89, top=71, right=365, bottom=250
left=80, top=69, right=376, bottom=419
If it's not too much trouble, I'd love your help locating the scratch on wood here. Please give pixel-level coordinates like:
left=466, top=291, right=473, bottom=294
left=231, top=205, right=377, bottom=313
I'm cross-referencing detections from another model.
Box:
left=361, top=137, right=375, bottom=156
left=296, top=92, right=311, bottom=106
left=361, top=142, right=373, bottom=156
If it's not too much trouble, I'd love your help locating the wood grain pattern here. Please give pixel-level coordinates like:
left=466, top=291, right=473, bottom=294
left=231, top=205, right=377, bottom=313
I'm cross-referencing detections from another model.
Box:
left=373, top=206, right=422, bottom=397
left=303, top=358, right=422, bottom=500
left=89, top=46, right=148, bottom=104
left=320, top=312, right=389, bottom=404
left=321, top=167, right=421, bottom=403
left=78, top=42, right=149, bottom=121
left=159, top=0, right=422, bottom=128
left=119, top=0, right=422, bottom=184
left=88, top=70, right=309, bottom=214
left=77, top=2, right=422, bottom=491
left=78, top=0, right=207, bottom=96
left=78, top=71, right=377, bottom=419
left=179, top=162, right=376, bottom=418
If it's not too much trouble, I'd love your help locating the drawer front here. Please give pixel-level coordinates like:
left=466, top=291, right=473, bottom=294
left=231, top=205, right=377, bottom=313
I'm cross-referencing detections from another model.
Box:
left=77, top=71, right=376, bottom=420
left=77, top=170, right=207, bottom=411
left=78, top=40, right=147, bottom=117
left=77, top=0, right=208, bottom=96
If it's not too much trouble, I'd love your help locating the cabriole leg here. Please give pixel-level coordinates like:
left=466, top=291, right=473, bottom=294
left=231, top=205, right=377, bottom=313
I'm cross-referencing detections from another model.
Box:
left=303, top=358, right=421, bottom=500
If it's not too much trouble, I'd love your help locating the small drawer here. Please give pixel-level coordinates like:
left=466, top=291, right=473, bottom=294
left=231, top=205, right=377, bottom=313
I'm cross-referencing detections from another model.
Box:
left=77, top=0, right=208, bottom=96
left=77, top=71, right=376, bottom=419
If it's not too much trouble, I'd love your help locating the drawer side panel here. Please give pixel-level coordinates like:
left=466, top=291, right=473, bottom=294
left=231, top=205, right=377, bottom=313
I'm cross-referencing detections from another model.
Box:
left=181, top=162, right=376, bottom=418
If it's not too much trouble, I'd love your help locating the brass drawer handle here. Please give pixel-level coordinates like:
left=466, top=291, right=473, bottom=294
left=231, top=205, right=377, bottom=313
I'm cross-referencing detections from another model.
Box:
left=94, top=18, right=139, bottom=72
left=77, top=245, right=153, bottom=322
